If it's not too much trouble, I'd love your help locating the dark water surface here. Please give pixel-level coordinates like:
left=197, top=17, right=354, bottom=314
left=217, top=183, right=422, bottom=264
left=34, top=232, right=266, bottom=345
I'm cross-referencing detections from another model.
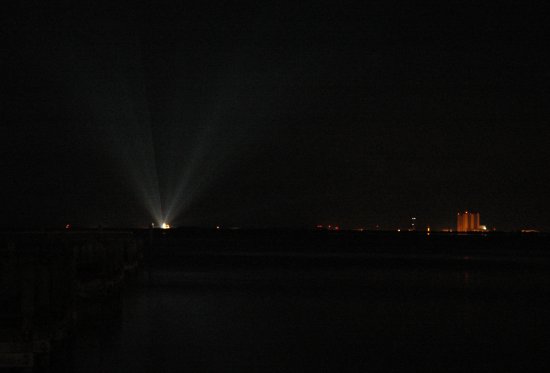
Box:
left=62, top=248, right=550, bottom=372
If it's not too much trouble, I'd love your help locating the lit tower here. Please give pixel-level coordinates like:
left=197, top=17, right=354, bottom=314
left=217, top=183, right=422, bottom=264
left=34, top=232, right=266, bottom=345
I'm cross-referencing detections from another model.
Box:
left=410, top=217, right=416, bottom=231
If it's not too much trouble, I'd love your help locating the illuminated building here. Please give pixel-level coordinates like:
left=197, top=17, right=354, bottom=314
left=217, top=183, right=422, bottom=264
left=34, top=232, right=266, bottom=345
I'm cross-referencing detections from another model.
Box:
left=456, top=211, right=483, bottom=232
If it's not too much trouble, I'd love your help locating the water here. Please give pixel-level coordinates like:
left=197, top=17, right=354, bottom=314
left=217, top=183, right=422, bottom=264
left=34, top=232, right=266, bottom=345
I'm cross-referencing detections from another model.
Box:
left=61, top=249, right=550, bottom=372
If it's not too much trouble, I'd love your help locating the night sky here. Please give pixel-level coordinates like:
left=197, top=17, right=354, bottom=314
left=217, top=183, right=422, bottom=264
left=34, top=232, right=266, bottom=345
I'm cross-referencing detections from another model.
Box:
left=3, top=2, right=550, bottom=230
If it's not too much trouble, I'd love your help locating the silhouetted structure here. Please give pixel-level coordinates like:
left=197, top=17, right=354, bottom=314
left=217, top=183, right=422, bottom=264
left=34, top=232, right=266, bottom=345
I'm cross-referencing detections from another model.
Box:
left=0, top=231, right=142, bottom=370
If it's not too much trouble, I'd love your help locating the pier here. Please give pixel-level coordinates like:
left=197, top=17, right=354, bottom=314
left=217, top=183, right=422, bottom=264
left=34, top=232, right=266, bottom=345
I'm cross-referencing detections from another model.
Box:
left=0, top=231, right=142, bottom=370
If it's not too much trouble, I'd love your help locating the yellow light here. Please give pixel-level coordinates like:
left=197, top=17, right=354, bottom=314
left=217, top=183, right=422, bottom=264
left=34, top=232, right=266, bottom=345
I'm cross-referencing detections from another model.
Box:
left=161, top=223, right=171, bottom=229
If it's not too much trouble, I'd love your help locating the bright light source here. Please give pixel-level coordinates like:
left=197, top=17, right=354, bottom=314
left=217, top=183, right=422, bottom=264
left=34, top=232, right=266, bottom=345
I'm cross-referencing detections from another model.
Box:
left=161, top=222, right=171, bottom=229
left=216, top=225, right=220, bottom=230
left=65, top=224, right=71, bottom=229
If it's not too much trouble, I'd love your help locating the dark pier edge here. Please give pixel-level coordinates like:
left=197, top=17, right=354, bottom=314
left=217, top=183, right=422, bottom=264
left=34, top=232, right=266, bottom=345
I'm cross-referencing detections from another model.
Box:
left=0, top=230, right=143, bottom=371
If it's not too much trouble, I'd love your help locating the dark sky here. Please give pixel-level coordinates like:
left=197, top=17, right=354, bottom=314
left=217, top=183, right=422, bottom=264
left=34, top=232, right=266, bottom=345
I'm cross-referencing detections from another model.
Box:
left=3, top=1, right=550, bottom=230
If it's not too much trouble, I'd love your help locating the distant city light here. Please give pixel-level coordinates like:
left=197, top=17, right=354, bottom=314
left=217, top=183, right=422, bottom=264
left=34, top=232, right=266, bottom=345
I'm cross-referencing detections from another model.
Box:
left=65, top=224, right=71, bottom=229
left=161, top=222, right=171, bottom=229
left=216, top=225, right=220, bottom=230
left=317, top=224, right=342, bottom=231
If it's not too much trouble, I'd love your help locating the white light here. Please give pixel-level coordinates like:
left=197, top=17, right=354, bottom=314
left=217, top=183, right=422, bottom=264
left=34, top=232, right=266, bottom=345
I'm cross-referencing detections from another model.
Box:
left=161, top=222, right=171, bottom=229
